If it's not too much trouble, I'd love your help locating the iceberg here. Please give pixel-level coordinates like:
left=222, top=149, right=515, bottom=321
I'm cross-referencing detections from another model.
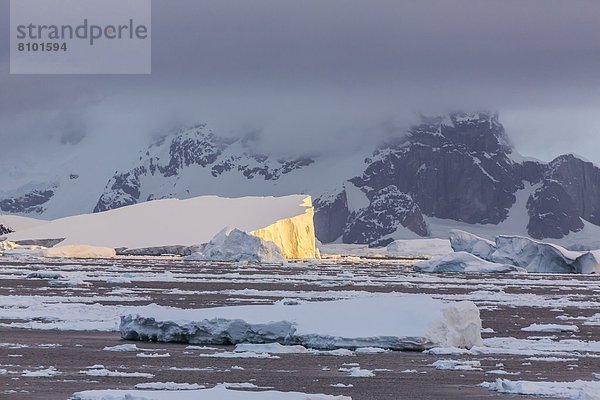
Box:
left=120, top=294, right=483, bottom=351
left=490, top=236, right=599, bottom=274
left=449, top=230, right=497, bottom=259
left=42, top=245, right=116, bottom=259
left=414, top=252, right=524, bottom=273
left=385, top=238, right=453, bottom=258
left=447, top=230, right=600, bottom=274
left=184, top=228, right=284, bottom=263
left=6, top=195, right=320, bottom=259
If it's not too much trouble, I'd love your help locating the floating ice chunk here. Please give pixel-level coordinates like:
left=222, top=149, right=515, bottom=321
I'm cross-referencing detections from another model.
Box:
left=136, top=353, right=171, bottom=358
left=120, top=294, right=482, bottom=351
left=72, top=386, right=352, bottom=400
left=134, top=382, right=205, bottom=390
left=80, top=368, right=154, bottom=378
left=234, top=343, right=309, bottom=354
left=415, top=252, right=523, bottom=273
left=385, top=239, right=452, bottom=259
left=521, top=324, right=579, bottom=333
left=26, top=272, right=65, bottom=280
left=482, top=378, right=600, bottom=399
left=200, top=351, right=279, bottom=359
left=103, top=344, right=140, bottom=352
left=490, top=236, right=598, bottom=274
left=430, top=359, right=482, bottom=371
left=21, top=366, right=61, bottom=377
left=338, top=367, right=374, bottom=377
left=42, top=245, right=116, bottom=259
left=354, top=347, right=389, bottom=354
left=449, top=230, right=497, bottom=259
left=185, top=228, right=284, bottom=263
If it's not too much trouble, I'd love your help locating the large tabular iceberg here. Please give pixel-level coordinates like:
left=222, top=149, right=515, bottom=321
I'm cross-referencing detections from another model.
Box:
left=120, top=294, right=483, bottom=351
left=6, top=195, right=320, bottom=259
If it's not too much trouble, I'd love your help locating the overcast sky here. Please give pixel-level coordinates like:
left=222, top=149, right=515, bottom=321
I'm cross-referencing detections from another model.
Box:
left=2, top=0, right=600, bottom=164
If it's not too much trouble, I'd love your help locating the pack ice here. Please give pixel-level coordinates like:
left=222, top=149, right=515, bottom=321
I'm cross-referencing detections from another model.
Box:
left=5, top=195, right=319, bottom=259
left=419, top=230, right=600, bottom=274
left=120, top=294, right=483, bottom=351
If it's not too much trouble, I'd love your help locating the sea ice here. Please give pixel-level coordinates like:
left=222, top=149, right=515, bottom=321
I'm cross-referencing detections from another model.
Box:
left=120, top=294, right=483, bottom=351
left=71, top=386, right=353, bottom=400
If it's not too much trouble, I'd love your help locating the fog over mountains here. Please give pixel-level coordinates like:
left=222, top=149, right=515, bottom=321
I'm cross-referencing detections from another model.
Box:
left=3, top=112, right=600, bottom=249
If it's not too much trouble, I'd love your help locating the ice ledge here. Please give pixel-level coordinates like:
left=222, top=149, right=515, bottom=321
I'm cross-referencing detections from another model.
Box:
left=119, top=295, right=482, bottom=351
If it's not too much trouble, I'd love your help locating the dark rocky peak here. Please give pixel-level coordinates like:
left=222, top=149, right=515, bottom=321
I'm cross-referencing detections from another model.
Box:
left=153, top=124, right=236, bottom=177
left=398, top=112, right=511, bottom=155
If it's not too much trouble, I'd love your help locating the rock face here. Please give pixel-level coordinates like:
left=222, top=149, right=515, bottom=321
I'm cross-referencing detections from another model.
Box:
left=0, top=187, right=55, bottom=215
left=314, top=112, right=600, bottom=245
left=0, top=224, right=13, bottom=236
left=526, top=180, right=584, bottom=239
left=343, top=185, right=428, bottom=246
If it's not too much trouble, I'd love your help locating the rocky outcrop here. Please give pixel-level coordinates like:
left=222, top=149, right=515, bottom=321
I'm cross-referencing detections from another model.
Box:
left=526, top=180, right=584, bottom=239
left=0, top=188, right=55, bottom=215
left=342, top=185, right=428, bottom=246
left=315, top=112, right=600, bottom=245
left=94, top=125, right=315, bottom=213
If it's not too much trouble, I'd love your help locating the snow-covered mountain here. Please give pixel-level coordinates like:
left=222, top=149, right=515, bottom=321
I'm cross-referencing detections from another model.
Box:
left=314, top=112, right=600, bottom=248
left=3, top=112, right=600, bottom=248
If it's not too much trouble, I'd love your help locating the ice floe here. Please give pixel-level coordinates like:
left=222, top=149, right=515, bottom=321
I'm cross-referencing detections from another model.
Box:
left=482, top=379, right=600, bottom=399
left=120, top=294, right=483, bottom=351
left=71, top=386, right=352, bottom=400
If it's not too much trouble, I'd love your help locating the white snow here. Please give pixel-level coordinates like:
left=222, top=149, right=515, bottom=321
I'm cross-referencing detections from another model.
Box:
left=134, top=382, right=205, bottom=390
left=80, top=368, right=154, bottom=378
left=449, top=230, right=496, bottom=259
left=71, top=386, right=352, bottom=400
left=200, top=352, right=279, bottom=359
left=120, top=294, right=483, bottom=351
left=42, top=245, right=116, bottom=259
left=521, top=324, right=580, bottom=333
left=185, top=228, right=284, bottom=263
left=103, top=344, right=140, bottom=352
left=136, top=353, right=171, bottom=358
left=415, top=252, right=524, bottom=273
left=430, top=359, right=482, bottom=371
left=482, top=379, right=600, bottom=400
left=385, top=239, right=453, bottom=259
left=338, top=367, right=374, bottom=377
left=343, top=182, right=370, bottom=213
left=21, top=366, right=61, bottom=377
left=7, top=195, right=319, bottom=259
left=234, top=343, right=309, bottom=354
